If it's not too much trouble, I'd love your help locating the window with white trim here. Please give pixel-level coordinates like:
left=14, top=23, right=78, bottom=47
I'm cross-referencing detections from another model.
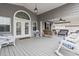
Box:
left=0, top=16, right=11, bottom=32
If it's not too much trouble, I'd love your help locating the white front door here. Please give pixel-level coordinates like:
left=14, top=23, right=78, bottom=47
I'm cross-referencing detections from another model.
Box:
left=14, top=17, right=31, bottom=38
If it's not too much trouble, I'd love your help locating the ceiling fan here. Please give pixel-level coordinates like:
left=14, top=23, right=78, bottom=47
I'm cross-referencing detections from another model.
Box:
left=53, top=18, right=70, bottom=24
left=59, top=18, right=66, bottom=21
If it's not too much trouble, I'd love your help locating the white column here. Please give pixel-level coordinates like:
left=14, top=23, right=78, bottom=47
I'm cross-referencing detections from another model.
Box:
left=40, top=21, right=43, bottom=37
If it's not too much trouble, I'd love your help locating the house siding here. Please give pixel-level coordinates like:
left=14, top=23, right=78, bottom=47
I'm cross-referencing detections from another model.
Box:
left=0, top=3, right=37, bottom=37
left=38, top=3, right=79, bottom=30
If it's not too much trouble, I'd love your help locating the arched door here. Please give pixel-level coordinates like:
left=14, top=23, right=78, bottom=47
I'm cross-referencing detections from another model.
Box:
left=14, top=10, right=31, bottom=38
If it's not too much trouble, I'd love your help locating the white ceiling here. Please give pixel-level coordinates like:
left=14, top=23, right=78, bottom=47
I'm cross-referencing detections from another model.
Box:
left=13, top=3, right=65, bottom=15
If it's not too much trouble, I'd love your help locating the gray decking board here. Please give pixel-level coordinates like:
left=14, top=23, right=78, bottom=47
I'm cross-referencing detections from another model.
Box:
left=19, top=39, right=37, bottom=56
left=0, top=36, right=75, bottom=56
left=4, top=46, right=10, bottom=56
left=14, top=42, right=26, bottom=56
left=11, top=46, right=21, bottom=56
left=13, top=45, right=25, bottom=56
left=8, top=46, right=14, bottom=56
left=0, top=47, right=6, bottom=56
left=16, top=40, right=29, bottom=56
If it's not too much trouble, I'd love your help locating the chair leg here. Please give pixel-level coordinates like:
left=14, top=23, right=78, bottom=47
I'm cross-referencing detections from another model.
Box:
left=55, top=40, right=63, bottom=56
left=57, top=40, right=63, bottom=51
left=13, top=42, right=15, bottom=46
left=55, top=50, right=63, bottom=56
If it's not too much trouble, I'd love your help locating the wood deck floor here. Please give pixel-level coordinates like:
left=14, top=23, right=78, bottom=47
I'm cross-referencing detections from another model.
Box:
left=0, top=36, right=77, bottom=56
left=0, top=36, right=60, bottom=56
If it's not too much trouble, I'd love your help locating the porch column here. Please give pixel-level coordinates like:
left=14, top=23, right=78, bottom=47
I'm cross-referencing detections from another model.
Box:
left=40, top=21, right=43, bottom=37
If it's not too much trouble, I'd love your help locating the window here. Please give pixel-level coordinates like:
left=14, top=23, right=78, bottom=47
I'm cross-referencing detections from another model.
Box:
left=0, top=16, right=11, bottom=32
left=0, top=25, right=10, bottom=32
left=44, top=22, right=51, bottom=31
left=15, top=12, right=30, bottom=20
left=25, top=23, right=29, bottom=34
left=16, top=22, right=21, bottom=35
left=33, top=22, right=37, bottom=31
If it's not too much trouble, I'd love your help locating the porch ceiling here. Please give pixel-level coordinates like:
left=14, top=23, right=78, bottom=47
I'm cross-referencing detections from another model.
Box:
left=12, top=3, right=65, bottom=15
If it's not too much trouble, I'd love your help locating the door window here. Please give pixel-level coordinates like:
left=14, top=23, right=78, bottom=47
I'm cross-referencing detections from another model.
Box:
left=16, top=22, right=21, bottom=35
left=25, top=23, right=29, bottom=34
left=33, top=22, right=37, bottom=31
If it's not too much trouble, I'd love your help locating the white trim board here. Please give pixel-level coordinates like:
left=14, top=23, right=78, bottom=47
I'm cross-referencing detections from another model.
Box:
left=13, top=10, right=32, bottom=38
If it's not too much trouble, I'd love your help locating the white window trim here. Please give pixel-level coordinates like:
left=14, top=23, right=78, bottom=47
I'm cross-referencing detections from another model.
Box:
left=13, top=10, right=32, bottom=38
left=0, top=16, right=11, bottom=33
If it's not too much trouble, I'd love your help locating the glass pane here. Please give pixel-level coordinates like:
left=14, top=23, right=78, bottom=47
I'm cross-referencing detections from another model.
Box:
left=5, top=25, right=10, bottom=32
left=33, top=23, right=37, bottom=31
left=0, top=25, right=4, bottom=32
left=16, top=22, right=21, bottom=35
left=25, top=23, right=29, bottom=34
left=0, top=25, right=10, bottom=32
left=15, top=12, right=30, bottom=20
left=44, top=22, right=51, bottom=31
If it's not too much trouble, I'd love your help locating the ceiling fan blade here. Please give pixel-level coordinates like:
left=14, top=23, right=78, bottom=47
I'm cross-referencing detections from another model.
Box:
left=55, top=21, right=70, bottom=24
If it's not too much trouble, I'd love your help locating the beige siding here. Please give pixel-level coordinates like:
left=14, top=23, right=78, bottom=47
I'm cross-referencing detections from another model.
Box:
left=38, top=3, right=79, bottom=31
left=38, top=3, right=79, bottom=20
